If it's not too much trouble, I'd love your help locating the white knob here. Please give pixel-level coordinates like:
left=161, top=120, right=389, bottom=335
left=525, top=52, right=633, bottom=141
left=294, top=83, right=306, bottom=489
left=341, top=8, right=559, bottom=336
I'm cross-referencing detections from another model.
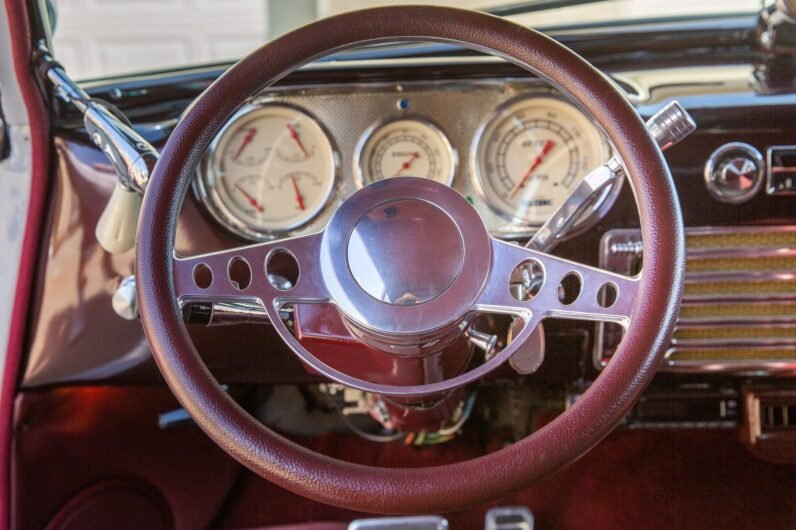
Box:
left=95, top=181, right=141, bottom=254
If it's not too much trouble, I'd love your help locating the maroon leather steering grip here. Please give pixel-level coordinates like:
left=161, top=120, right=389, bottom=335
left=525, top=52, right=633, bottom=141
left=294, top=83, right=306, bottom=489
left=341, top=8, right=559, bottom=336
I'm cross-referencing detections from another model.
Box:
left=136, top=6, right=684, bottom=514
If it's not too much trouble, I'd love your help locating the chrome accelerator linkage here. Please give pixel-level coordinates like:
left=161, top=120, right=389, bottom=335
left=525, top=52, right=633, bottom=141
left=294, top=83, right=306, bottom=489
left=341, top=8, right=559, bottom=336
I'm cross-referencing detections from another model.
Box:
left=527, top=101, right=696, bottom=252
left=37, top=51, right=158, bottom=254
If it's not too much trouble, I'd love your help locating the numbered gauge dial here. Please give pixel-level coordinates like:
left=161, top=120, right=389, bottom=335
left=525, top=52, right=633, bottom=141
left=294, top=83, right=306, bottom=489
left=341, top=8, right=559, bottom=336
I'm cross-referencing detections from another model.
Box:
left=355, top=118, right=456, bottom=186
left=473, top=96, right=611, bottom=226
left=196, top=104, right=337, bottom=240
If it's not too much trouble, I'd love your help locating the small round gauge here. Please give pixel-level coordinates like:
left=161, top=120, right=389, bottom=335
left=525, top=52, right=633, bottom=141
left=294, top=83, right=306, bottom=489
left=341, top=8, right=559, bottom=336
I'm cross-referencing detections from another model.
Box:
left=473, top=96, right=611, bottom=227
left=196, top=104, right=338, bottom=239
left=354, top=117, right=456, bottom=186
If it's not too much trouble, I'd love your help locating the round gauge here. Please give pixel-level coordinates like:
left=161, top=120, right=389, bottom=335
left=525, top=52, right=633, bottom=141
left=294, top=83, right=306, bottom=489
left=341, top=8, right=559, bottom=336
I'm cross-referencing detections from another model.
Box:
left=355, top=117, right=456, bottom=186
left=196, top=104, right=338, bottom=239
left=473, top=96, right=611, bottom=227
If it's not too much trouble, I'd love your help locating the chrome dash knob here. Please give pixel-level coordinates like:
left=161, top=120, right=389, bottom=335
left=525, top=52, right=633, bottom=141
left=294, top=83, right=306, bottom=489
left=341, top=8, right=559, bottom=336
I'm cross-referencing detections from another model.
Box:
left=704, top=142, right=765, bottom=203
left=647, top=101, right=697, bottom=151
left=112, top=275, right=138, bottom=320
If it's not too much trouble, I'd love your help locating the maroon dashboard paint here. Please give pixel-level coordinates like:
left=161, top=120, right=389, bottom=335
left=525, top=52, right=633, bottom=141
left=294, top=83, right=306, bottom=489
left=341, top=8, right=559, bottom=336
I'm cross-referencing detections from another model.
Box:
left=135, top=6, right=683, bottom=514
left=23, top=137, right=316, bottom=387
left=1, top=0, right=52, bottom=526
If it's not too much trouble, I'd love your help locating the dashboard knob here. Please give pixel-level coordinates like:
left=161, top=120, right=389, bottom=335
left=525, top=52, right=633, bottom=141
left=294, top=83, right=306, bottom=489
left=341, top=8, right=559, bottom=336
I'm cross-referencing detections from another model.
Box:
left=647, top=101, right=696, bottom=150
left=704, top=142, right=764, bottom=203
left=95, top=181, right=142, bottom=254
left=112, top=275, right=138, bottom=320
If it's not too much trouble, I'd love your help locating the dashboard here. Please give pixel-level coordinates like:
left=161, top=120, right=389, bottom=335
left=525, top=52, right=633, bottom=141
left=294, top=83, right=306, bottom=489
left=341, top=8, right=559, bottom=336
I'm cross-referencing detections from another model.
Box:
left=23, top=11, right=796, bottom=455
left=193, top=81, right=615, bottom=242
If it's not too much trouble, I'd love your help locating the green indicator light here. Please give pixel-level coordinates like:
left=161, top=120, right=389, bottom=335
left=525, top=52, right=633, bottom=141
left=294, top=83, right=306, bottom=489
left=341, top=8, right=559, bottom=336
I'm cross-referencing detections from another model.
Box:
left=466, top=195, right=474, bottom=204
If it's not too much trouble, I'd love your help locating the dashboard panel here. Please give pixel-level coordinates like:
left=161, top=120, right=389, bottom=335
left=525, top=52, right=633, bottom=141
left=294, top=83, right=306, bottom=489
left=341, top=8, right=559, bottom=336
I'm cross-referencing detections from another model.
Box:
left=193, top=80, right=618, bottom=241
left=25, top=49, right=796, bottom=392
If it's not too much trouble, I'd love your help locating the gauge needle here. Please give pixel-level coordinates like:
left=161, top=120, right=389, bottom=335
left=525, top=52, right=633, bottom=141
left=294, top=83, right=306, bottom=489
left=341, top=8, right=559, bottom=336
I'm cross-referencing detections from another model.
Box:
left=510, top=140, right=556, bottom=198
left=286, top=124, right=309, bottom=158
left=234, top=183, right=265, bottom=213
left=392, top=152, right=421, bottom=177
left=233, top=127, right=257, bottom=161
left=290, top=175, right=306, bottom=210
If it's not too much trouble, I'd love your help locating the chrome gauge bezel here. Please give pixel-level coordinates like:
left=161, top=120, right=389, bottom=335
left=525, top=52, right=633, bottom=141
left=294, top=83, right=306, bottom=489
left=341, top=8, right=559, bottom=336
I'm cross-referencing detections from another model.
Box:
left=470, top=94, right=619, bottom=234
left=194, top=102, right=341, bottom=241
left=353, top=114, right=457, bottom=188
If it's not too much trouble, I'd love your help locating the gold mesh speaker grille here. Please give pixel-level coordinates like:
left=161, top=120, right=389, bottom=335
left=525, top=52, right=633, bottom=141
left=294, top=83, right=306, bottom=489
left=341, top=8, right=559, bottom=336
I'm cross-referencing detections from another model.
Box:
left=598, top=227, right=796, bottom=372
left=671, top=227, right=796, bottom=370
left=668, top=348, right=796, bottom=362
left=685, top=231, right=796, bottom=249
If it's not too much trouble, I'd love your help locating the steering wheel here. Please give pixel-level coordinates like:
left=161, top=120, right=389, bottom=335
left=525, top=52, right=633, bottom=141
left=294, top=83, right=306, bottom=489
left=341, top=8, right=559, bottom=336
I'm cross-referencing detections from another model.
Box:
left=137, top=6, right=684, bottom=514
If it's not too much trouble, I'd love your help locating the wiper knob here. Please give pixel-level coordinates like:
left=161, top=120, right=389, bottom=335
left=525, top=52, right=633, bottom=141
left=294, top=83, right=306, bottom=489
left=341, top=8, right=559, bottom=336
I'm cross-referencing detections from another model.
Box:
left=646, top=101, right=697, bottom=152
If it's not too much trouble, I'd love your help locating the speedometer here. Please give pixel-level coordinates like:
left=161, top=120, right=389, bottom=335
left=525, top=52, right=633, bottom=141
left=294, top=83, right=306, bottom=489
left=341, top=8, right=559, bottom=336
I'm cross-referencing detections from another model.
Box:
left=473, top=96, right=611, bottom=227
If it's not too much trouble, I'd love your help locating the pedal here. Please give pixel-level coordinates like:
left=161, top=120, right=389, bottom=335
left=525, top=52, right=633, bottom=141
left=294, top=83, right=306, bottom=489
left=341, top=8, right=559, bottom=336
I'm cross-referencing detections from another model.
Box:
left=485, top=507, right=534, bottom=530
left=348, top=516, right=448, bottom=530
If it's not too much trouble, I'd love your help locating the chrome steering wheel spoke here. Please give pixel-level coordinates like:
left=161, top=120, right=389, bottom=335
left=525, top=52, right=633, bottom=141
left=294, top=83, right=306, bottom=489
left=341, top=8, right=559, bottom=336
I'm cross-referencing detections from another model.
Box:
left=475, top=238, right=639, bottom=328
left=172, top=231, right=330, bottom=313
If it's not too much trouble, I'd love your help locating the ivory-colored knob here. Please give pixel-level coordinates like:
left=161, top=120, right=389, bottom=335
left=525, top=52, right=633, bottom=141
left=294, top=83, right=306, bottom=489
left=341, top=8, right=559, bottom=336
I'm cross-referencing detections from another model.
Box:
left=95, top=181, right=141, bottom=254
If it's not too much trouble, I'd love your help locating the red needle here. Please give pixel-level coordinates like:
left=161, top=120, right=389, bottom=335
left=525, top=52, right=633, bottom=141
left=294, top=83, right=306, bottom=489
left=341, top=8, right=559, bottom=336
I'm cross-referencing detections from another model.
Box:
left=286, top=124, right=309, bottom=158
left=234, top=183, right=264, bottom=213
left=510, top=140, right=556, bottom=198
left=290, top=175, right=305, bottom=210
left=391, top=152, right=421, bottom=177
left=233, top=127, right=257, bottom=161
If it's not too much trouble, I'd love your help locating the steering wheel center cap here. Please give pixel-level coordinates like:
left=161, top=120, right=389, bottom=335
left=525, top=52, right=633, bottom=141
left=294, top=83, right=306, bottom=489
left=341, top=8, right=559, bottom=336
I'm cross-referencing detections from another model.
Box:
left=347, top=198, right=464, bottom=305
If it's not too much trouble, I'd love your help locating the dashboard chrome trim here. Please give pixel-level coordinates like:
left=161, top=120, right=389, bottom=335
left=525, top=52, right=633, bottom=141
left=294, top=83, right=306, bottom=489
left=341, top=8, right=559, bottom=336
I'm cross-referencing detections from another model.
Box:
left=766, top=145, right=796, bottom=196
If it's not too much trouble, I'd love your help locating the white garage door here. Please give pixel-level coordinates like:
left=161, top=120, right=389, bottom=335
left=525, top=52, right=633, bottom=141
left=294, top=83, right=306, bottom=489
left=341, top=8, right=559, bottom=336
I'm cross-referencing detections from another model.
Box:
left=52, top=0, right=269, bottom=80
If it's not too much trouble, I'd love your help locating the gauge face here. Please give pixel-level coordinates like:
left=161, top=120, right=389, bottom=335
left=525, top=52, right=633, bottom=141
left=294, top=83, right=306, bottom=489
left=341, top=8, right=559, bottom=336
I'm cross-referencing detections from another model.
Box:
left=355, top=118, right=456, bottom=186
left=473, top=96, right=610, bottom=226
left=198, top=104, right=337, bottom=239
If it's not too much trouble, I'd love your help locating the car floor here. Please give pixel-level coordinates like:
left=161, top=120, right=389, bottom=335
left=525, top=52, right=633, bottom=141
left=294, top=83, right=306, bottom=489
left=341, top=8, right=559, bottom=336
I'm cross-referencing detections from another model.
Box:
left=12, top=386, right=796, bottom=530
left=216, top=428, right=796, bottom=530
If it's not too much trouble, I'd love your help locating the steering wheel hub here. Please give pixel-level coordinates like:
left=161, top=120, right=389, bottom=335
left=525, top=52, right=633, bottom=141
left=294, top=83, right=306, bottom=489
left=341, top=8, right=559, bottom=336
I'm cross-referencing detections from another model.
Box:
left=347, top=198, right=464, bottom=306
left=320, top=177, right=492, bottom=341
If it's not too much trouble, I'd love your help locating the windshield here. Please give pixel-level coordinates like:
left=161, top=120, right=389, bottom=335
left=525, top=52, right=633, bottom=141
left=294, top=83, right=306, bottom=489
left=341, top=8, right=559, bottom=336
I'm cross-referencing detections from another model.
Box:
left=51, top=0, right=761, bottom=80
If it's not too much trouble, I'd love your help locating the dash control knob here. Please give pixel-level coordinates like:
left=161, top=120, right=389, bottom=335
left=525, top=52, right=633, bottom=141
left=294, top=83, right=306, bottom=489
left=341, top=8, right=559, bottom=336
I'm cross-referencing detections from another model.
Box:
left=704, top=142, right=765, bottom=204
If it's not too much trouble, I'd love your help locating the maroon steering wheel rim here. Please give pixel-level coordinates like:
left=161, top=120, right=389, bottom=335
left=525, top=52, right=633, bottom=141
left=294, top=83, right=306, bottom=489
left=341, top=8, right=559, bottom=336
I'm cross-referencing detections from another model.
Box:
left=136, top=6, right=684, bottom=514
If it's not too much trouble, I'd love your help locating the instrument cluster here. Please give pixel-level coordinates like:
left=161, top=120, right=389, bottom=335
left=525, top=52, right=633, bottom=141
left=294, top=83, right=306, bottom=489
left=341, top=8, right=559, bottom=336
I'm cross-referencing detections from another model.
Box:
left=194, top=81, right=617, bottom=241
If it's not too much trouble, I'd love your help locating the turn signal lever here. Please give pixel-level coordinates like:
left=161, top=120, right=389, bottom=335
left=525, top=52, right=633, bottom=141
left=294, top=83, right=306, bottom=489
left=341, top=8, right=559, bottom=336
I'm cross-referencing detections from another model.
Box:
left=38, top=52, right=158, bottom=254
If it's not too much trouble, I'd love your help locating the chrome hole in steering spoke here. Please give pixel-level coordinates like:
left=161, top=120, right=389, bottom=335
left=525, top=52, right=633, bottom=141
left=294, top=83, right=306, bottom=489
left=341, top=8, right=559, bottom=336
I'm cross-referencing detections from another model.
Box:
left=478, top=237, right=638, bottom=327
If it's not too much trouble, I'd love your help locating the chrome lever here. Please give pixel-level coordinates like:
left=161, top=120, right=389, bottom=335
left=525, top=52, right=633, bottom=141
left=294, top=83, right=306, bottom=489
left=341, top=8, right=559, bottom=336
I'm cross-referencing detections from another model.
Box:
left=527, top=101, right=696, bottom=253
left=38, top=51, right=158, bottom=254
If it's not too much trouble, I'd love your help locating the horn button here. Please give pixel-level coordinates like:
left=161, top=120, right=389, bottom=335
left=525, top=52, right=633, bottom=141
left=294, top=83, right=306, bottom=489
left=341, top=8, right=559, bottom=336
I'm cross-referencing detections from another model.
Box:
left=347, top=198, right=464, bottom=305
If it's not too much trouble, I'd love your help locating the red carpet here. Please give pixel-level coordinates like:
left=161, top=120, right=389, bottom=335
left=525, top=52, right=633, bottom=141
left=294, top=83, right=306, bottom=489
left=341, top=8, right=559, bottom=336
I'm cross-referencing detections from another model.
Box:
left=11, top=387, right=796, bottom=529
left=217, top=428, right=796, bottom=530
